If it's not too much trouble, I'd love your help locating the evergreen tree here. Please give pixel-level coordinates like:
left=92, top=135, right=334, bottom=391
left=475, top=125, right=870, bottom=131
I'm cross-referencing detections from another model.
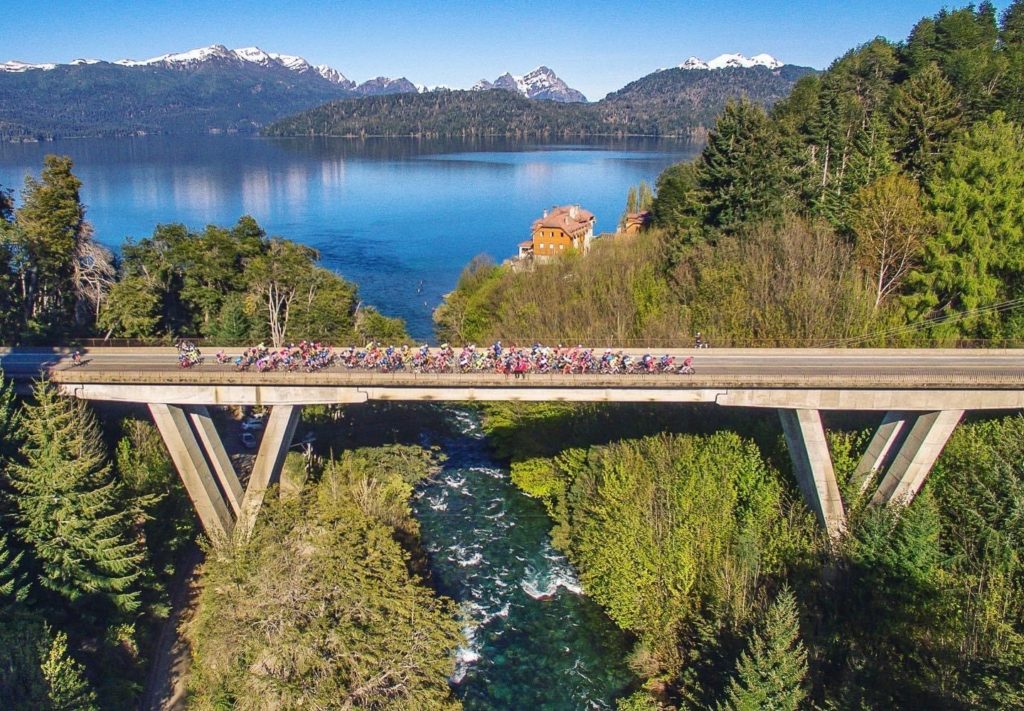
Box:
left=1000, top=1, right=1024, bottom=123
left=0, top=240, right=23, bottom=340
left=650, top=161, right=704, bottom=237
left=0, top=616, right=49, bottom=709
left=14, top=156, right=88, bottom=338
left=720, top=587, right=808, bottom=711
left=0, top=184, right=12, bottom=222
left=903, top=112, right=1024, bottom=339
left=890, top=64, right=963, bottom=178
left=8, top=381, right=145, bottom=613
left=203, top=293, right=255, bottom=342
left=0, top=188, right=23, bottom=340
left=698, top=99, right=787, bottom=237
left=0, top=531, right=29, bottom=613
left=904, top=4, right=1002, bottom=119
left=40, top=630, right=99, bottom=711
left=1004, top=0, right=1024, bottom=43
left=0, top=366, right=20, bottom=460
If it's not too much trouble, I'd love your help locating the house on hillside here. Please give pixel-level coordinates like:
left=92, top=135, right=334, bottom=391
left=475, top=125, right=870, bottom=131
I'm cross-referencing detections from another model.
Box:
left=520, top=205, right=596, bottom=263
left=621, top=210, right=651, bottom=235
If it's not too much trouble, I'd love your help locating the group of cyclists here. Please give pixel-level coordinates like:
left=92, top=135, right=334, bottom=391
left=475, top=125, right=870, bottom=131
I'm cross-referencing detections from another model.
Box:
left=184, top=339, right=698, bottom=376
left=177, top=341, right=203, bottom=368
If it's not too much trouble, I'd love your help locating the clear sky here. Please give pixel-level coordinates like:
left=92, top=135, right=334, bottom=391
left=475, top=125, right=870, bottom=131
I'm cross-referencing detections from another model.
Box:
left=1, top=0, right=1013, bottom=99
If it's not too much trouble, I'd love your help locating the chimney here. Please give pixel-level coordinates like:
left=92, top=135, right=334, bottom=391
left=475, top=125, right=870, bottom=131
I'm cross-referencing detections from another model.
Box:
left=543, top=209, right=548, bottom=218
left=569, top=205, right=578, bottom=219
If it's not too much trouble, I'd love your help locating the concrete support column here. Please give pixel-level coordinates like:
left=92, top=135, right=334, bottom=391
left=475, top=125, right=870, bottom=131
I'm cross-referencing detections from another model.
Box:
left=187, top=406, right=243, bottom=515
left=236, top=405, right=302, bottom=542
left=870, top=410, right=963, bottom=507
left=149, top=403, right=234, bottom=541
left=778, top=409, right=846, bottom=539
left=850, top=411, right=910, bottom=495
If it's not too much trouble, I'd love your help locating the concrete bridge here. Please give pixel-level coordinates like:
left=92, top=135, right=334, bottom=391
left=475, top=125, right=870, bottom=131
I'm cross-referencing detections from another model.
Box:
left=5, top=347, right=1023, bottom=543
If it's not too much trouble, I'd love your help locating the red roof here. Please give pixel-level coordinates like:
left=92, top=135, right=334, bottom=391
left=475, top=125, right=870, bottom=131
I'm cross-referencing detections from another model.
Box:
left=532, top=205, right=595, bottom=234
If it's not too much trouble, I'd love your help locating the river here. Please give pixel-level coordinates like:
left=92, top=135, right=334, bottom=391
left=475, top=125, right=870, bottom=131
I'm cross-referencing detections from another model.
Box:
left=0, top=135, right=698, bottom=339
left=413, top=408, right=635, bottom=709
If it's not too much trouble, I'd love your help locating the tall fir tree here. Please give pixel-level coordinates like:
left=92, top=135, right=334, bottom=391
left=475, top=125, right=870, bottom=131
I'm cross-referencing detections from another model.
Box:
left=697, top=99, right=787, bottom=237
left=1000, top=1, right=1024, bottom=124
left=720, top=587, right=808, bottom=711
left=890, top=64, right=963, bottom=178
left=14, top=155, right=88, bottom=338
left=40, top=630, right=99, bottom=711
left=903, top=112, right=1024, bottom=339
left=8, top=380, right=145, bottom=613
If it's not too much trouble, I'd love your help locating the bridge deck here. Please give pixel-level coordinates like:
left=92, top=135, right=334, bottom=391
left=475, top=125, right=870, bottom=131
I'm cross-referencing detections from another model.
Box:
left=31, top=347, right=1023, bottom=390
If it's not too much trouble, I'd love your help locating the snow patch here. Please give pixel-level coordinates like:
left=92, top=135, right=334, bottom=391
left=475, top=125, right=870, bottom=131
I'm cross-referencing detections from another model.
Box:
left=0, top=60, right=56, bottom=72
left=679, top=52, right=783, bottom=70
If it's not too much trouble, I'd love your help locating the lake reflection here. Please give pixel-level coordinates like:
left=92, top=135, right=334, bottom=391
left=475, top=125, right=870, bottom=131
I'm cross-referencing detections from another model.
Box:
left=0, top=136, right=699, bottom=339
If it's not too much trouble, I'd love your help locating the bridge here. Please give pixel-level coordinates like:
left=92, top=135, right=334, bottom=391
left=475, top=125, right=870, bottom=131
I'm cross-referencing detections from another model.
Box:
left=4, top=346, right=1022, bottom=544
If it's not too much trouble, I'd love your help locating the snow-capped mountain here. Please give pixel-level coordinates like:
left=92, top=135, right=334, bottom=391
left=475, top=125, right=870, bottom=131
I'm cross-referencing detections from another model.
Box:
left=0, top=60, right=57, bottom=72
left=473, top=66, right=586, bottom=103
left=679, top=53, right=783, bottom=70
left=109, top=45, right=358, bottom=87
left=2, top=44, right=364, bottom=88
left=352, top=76, right=418, bottom=96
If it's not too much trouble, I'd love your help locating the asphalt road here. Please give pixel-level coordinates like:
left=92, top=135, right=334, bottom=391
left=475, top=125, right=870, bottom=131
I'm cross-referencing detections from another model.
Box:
left=2, top=347, right=1022, bottom=385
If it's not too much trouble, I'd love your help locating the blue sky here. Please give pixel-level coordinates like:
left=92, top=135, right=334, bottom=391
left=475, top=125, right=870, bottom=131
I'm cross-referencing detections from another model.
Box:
left=2, top=1, right=1013, bottom=99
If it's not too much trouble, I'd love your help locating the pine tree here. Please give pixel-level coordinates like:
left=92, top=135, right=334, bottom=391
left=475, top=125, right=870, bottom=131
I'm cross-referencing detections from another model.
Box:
left=698, top=99, right=787, bottom=237
left=890, top=64, right=963, bottom=178
left=0, top=531, right=29, bottom=613
left=40, top=630, right=99, bottom=711
left=903, top=112, right=1024, bottom=339
left=9, top=381, right=144, bottom=613
left=1000, top=2, right=1024, bottom=123
left=14, top=156, right=89, bottom=337
left=720, top=587, right=808, bottom=711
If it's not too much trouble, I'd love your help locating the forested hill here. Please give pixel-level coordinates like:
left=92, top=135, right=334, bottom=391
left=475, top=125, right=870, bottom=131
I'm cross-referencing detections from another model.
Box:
left=598, top=64, right=814, bottom=136
left=265, top=90, right=601, bottom=138
left=265, top=64, right=816, bottom=139
left=0, top=61, right=354, bottom=141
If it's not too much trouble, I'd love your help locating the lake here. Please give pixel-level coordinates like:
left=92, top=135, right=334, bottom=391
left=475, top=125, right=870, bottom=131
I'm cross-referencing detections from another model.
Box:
left=0, top=135, right=699, bottom=340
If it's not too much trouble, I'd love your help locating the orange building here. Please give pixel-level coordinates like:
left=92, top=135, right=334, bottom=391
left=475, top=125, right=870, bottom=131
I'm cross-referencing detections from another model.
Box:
left=526, top=205, right=595, bottom=261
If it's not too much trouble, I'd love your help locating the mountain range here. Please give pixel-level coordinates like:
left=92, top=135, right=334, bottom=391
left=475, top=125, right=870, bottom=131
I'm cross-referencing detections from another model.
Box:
left=266, top=62, right=815, bottom=140
left=0, top=45, right=812, bottom=140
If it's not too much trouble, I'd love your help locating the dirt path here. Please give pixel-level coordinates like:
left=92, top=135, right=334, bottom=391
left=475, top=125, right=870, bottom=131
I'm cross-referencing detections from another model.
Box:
left=141, top=546, right=204, bottom=711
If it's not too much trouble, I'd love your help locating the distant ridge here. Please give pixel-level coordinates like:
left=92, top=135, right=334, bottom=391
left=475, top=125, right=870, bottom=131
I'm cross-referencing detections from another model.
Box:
left=266, top=61, right=815, bottom=139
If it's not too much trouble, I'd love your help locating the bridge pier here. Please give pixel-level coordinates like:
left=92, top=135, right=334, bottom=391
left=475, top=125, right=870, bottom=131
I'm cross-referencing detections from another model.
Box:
left=148, top=403, right=302, bottom=544
left=149, top=404, right=235, bottom=541
left=869, top=410, right=963, bottom=507
left=779, top=408, right=965, bottom=538
left=236, top=405, right=301, bottom=541
left=778, top=409, right=846, bottom=539
left=850, top=410, right=910, bottom=495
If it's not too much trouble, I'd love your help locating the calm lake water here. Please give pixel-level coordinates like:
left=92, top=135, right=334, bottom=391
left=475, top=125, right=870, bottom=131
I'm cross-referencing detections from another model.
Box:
left=0, top=135, right=698, bottom=339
